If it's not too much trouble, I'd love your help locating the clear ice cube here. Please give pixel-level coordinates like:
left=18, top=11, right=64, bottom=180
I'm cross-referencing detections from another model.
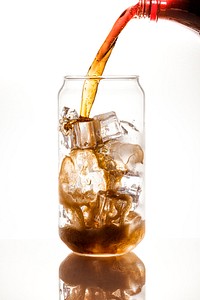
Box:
left=70, top=120, right=99, bottom=149
left=97, top=140, right=144, bottom=172
left=59, top=107, right=79, bottom=135
left=120, top=120, right=142, bottom=144
left=94, top=111, right=123, bottom=142
left=119, top=172, right=143, bottom=208
left=59, top=149, right=106, bottom=195
left=92, top=190, right=132, bottom=227
left=60, top=106, right=79, bottom=121
left=59, top=155, right=77, bottom=193
left=59, top=107, right=79, bottom=150
left=112, top=142, right=144, bottom=165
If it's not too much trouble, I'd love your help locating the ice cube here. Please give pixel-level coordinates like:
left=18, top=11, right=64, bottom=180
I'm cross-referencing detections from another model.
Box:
left=59, top=149, right=106, bottom=195
left=59, top=107, right=79, bottom=147
left=92, top=190, right=132, bottom=227
left=113, top=142, right=144, bottom=165
left=119, top=173, right=143, bottom=208
left=72, top=150, right=107, bottom=193
left=62, top=134, right=72, bottom=151
left=94, top=111, right=123, bottom=142
left=96, top=140, right=144, bottom=172
left=59, top=107, right=79, bottom=135
left=59, top=155, right=77, bottom=193
left=121, top=120, right=139, bottom=134
left=70, top=119, right=99, bottom=150
left=93, top=190, right=109, bottom=227
left=60, top=106, right=79, bottom=121
left=120, top=120, right=142, bottom=144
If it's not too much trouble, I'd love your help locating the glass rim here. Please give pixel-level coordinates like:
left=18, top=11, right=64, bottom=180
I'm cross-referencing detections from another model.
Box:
left=63, top=75, right=139, bottom=80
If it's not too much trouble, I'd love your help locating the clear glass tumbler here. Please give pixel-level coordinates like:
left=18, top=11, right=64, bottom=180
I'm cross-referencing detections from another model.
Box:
left=58, top=75, right=145, bottom=256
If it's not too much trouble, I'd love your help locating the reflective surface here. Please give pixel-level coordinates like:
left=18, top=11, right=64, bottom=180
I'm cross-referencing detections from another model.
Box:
left=1, top=238, right=200, bottom=299
left=59, top=252, right=145, bottom=299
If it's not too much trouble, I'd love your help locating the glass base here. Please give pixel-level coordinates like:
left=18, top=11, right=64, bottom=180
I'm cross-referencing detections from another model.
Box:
left=59, top=221, right=145, bottom=257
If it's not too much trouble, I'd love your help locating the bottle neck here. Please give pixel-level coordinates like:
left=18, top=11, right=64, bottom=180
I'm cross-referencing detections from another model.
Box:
left=138, top=0, right=168, bottom=21
left=138, top=0, right=200, bottom=33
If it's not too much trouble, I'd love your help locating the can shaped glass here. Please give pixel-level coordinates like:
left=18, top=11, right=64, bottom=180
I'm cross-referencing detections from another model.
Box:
left=58, top=75, right=145, bottom=256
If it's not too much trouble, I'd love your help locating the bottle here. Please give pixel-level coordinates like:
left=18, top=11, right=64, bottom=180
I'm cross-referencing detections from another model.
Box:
left=138, top=0, right=200, bottom=33
left=58, top=75, right=145, bottom=256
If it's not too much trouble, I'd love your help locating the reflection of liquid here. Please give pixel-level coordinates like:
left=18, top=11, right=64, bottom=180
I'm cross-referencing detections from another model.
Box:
left=59, top=251, right=145, bottom=299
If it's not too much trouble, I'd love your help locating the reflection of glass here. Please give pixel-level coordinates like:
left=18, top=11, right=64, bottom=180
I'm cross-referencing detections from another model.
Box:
left=59, top=251, right=145, bottom=299
left=58, top=76, right=145, bottom=256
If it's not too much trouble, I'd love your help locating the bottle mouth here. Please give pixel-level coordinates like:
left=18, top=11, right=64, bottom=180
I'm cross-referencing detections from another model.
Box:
left=64, top=75, right=139, bottom=80
left=139, top=0, right=168, bottom=21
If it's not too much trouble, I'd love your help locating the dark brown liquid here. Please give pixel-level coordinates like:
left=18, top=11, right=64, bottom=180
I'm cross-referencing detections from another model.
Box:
left=59, top=220, right=145, bottom=256
left=59, top=144, right=144, bottom=255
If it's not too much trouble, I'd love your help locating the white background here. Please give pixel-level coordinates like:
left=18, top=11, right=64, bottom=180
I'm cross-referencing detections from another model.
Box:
left=0, top=0, right=200, bottom=239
